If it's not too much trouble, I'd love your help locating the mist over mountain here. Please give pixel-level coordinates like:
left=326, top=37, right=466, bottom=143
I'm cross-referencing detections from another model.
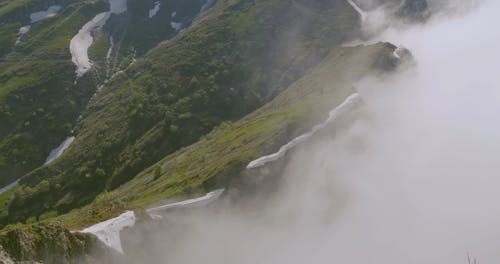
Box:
left=0, top=0, right=495, bottom=263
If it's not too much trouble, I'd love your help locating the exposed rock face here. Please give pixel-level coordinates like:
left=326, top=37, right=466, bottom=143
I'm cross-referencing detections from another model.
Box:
left=372, top=43, right=414, bottom=71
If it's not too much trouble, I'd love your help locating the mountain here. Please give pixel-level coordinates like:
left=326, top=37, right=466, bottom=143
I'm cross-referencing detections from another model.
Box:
left=0, top=0, right=217, bottom=188
left=0, top=0, right=425, bottom=262
left=1, top=0, right=364, bottom=224
left=0, top=41, right=408, bottom=263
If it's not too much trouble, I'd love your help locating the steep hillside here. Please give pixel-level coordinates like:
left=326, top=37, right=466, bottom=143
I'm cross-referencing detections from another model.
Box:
left=55, top=42, right=405, bottom=229
left=1, top=0, right=364, bottom=225
left=0, top=0, right=107, bottom=187
left=0, top=0, right=426, bottom=261
left=0, top=41, right=407, bottom=263
left=0, top=0, right=215, bottom=188
left=0, top=221, right=120, bottom=263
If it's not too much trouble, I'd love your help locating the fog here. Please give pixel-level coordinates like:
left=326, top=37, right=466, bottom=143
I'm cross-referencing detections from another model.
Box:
left=117, top=0, right=500, bottom=263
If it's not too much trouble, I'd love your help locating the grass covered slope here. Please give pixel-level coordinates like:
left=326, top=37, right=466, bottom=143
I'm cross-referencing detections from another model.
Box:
left=0, top=221, right=118, bottom=263
left=56, top=42, right=401, bottom=229
left=2, top=0, right=364, bottom=224
left=0, top=42, right=402, bottom=263
left=0, top=0, right=109, bottom=186
left=0, top=0, right=208, bottom=188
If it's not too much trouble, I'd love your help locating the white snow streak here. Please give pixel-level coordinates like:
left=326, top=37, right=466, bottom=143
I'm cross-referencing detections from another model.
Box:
left=80, top=189, right=223, bottom=253
left=15, top=25, right=31, bottom=45
left=106, top=36, right=114, bottom=61
left=105, top=36, right=114, bottom=77
left=147, top=189, right=224, bottom=219
left=247, top=93, right=361, bottom=169
left=44, top=136, right=75, bottom=165
left=81, top=211, right=136, bottom=253
left=0, top=180, right=19, bottom=194
left=149, top=1, right=161, bottom=18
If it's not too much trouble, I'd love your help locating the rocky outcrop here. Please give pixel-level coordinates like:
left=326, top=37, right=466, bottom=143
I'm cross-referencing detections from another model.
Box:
left=0, top=222, right=116, bottom=264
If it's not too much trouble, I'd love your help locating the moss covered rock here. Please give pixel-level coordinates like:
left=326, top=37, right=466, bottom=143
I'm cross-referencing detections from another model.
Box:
left=0, top=222, right=113, bottom=263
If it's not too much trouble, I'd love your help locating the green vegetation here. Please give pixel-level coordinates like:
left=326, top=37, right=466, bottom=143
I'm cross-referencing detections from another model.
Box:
left=0, top=0, right=108, bottom=187
left=53, top=43, right=397, bottom=229
left=0, top=221, right=112, bottom=263
left=0, top=0, right=413, bottom=261
left=0, top=0, right=364, bottom=225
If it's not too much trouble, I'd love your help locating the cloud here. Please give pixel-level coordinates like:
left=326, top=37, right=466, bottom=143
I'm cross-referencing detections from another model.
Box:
left=107, top=1, right=500, bottom=263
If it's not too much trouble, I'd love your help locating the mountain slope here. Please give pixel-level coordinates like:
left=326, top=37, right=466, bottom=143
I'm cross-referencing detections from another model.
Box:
left=55, top=42, right=404, bottom=229
left=0, top=0, right=216, bottom=188
left=0, top=0, right=107, bottom=187
left=0, top=41, right=406, bottom=263
left=1, top=0, right=364, bottom=225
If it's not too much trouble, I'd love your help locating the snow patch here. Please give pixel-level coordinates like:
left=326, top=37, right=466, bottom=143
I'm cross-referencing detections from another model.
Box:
left=81, top=211, right=136, bottom=253
left=170, top=22, right=182, bottom=31
left=16, top=5, right=61, bottom=46
left=149, top=1, right=161, bottom=18
left=18, top=25, right=31, bottom=35
left=15, top=25, right=31, bottom=45
left=247, top=93, right=361, bottom=169
left=80, top=190, right=223, bottom=253
left=147, top=189, right=224, bottom=218
left=171, top=11, right=176, bottom=18
left=347, top=0, right=367, bottom=22
left=69, top=0, right=127, bottom=79
left=70, top=12, right=110, bottom=78
left=0, top=180, right=19, bottom=194
left=44, top=136, right=75, bottom=165
left=30, top=5, right=61, bottom=23
left=393, top=46, right=405, bottom=59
